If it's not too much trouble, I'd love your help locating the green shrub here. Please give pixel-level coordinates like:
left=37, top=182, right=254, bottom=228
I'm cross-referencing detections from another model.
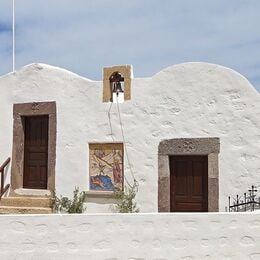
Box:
left=52, top=187, right=86, bottom=213
left=113, top=181, right=139, bottom=213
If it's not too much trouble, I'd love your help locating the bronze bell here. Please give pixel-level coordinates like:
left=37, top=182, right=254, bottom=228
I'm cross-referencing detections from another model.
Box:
left=113, top=81, right=123, bottom=95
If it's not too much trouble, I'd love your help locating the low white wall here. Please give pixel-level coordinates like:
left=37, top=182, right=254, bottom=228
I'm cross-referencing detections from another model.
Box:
left=0, top=213, right=259, bottom=260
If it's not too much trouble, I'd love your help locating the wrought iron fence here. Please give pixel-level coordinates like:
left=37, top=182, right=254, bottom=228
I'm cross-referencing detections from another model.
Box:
left=228, top=185, right=260, bottom=212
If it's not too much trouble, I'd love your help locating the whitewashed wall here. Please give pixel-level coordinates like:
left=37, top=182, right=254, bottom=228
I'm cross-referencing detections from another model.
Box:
left=0, top=213, right=260, bottom=260
left=0, top=62, right=259, bottom=212
left=0, top=72, right=12, bottom=190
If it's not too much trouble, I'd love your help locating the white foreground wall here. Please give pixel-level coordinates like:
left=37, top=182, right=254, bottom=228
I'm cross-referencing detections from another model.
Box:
left=0, top=213, right=260, bottom=260
left=0, top=62, right=259, bottom=212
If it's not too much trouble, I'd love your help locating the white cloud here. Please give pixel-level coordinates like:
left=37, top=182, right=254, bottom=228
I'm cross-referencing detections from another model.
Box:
left=0, top=0, right=259, bottom=91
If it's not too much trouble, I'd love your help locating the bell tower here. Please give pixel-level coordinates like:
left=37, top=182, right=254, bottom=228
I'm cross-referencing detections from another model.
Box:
left=103, top=65, right=133, bottom=102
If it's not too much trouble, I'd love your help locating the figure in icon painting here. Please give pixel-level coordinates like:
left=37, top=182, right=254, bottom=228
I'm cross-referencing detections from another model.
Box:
left=89, top=143, right=123, bottom=191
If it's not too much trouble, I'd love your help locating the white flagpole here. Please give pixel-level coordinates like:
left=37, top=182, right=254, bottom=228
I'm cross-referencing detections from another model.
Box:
left=12, top=0, right=15, bottom=72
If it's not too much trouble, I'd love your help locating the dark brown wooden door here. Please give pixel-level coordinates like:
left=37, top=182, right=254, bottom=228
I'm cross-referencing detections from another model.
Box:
left=23, top=116, right=48, bottom=189
left=170, top=156, right=208, bottom=212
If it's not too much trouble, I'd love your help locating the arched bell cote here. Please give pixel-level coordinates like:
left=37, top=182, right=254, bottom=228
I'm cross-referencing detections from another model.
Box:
left=103, top=65, right=133, bottom=102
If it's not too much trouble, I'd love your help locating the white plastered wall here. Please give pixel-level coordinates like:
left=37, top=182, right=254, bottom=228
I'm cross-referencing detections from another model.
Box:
left=0, top=213, right=260, bottom=259
left=0, top=73, right=13, bottom=192
left=0, top=62, right=259, bottom=212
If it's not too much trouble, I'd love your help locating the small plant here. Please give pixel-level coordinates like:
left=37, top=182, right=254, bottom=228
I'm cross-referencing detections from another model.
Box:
left=52, top=187, right=86, bottom=213
left=113, top=181, right=139, bottom=213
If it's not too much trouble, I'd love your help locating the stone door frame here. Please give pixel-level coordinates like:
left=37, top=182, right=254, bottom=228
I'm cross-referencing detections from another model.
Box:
left=158, top=138, right=220, bottom=212
left=11, top=102, right=56, bottom=195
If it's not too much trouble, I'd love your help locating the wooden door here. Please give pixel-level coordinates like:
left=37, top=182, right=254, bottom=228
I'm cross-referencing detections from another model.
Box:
left=170, top=156, right=208, bottom=212
left=23, top=116, right=48, bottom=189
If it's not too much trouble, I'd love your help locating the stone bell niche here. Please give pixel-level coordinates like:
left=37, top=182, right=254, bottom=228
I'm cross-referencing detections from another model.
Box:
left=103, top=65, right=133, bottom=103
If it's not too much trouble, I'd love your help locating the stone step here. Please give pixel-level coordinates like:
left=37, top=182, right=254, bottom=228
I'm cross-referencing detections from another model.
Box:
left=0, top=197, right=52, bottom=208
left=0, top=206, right=52, bottom=214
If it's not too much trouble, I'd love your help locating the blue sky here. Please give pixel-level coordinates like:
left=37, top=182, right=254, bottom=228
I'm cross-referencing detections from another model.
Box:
left=0, top=0, right=259, bottom=91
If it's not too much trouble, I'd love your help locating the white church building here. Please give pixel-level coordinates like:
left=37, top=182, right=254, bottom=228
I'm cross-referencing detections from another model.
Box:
left=0, top=62, right=259, bottom=214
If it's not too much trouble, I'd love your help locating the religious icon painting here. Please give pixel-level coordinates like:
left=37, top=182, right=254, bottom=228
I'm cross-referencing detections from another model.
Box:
left=89, top=143, right=124, bottom=191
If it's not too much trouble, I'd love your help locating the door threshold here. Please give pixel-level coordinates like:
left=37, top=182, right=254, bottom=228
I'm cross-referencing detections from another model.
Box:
left=14, top=188, right=51, bottom=197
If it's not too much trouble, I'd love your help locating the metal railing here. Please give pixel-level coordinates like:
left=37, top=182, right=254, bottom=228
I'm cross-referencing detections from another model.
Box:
left=228, top=185, right=260, bottom=212
left=0, top=157, right=11, bottom=200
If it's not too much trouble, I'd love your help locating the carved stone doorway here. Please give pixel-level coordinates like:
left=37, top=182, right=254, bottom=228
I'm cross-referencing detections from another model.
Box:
left=158, top=138, right=220, bottom=212
left=11, top=102, right=56, bottom=195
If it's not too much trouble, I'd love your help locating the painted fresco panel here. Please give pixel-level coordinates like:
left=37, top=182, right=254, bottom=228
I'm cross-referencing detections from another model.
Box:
left=89, top=143, right=123, bottom=191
